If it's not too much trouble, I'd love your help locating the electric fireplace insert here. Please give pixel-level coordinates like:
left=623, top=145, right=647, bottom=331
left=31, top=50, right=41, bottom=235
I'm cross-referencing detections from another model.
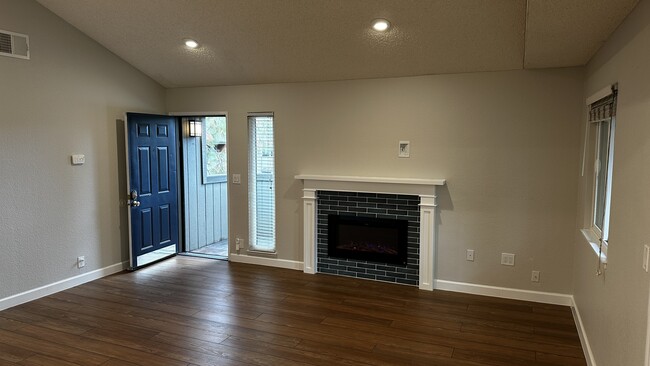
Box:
left=327, top=214, right=408, bottom=265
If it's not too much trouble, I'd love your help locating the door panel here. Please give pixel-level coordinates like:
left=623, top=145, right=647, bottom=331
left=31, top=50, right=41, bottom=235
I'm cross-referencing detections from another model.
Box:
left=126, top=113, right=179, bottom=269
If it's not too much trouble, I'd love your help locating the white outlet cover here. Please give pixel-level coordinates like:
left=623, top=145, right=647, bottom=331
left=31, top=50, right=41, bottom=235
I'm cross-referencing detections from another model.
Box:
left=71, top=154, right=85, bottom=165
left=466, top=249, right=475, bottom=261
left=501, top=253, right=515, bottom=266
left=531, top=270, right=540, bottom=282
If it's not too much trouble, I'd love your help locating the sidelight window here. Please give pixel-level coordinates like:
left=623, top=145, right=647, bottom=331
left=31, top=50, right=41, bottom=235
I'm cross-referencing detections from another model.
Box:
left=248, top=113, right=276, bottom=252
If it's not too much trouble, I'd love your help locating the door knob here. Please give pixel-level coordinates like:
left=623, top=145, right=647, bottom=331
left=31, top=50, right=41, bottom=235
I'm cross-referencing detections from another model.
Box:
left=127, top=190, right=140, bottom=207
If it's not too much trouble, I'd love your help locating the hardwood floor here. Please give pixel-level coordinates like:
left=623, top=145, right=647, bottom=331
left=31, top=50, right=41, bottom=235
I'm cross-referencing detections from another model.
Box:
left=0, top=256, right=586, bottom=365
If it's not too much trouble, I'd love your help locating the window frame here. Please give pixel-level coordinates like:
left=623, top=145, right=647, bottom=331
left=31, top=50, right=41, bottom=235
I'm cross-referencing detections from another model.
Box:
left=201, top=116, right=228, bottom=185
left=589, top=117, right=615, bottom=241
left=248, top=113, right=277, bottom=254
left=581, top=85, right=617, bottom=265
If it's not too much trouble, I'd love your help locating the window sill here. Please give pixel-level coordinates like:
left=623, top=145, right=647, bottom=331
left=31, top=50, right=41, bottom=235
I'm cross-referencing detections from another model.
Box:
left=581, top=228, right=608, bottom=264
left=204, top=175, right=227, bottom=184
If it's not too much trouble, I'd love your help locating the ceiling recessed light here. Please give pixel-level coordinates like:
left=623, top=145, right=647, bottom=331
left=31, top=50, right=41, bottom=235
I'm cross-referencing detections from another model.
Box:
left=372, top=19, right=390, bottom=32
left=185, top=39, right=199, bottom=49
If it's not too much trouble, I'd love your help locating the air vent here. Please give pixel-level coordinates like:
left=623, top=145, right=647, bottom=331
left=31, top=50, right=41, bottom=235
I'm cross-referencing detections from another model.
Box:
left=0, top=29, right=29, bottom=60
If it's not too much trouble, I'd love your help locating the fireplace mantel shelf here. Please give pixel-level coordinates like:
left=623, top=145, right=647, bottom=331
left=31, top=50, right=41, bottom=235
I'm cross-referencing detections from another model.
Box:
left=295, top=175, right=446, bottom=186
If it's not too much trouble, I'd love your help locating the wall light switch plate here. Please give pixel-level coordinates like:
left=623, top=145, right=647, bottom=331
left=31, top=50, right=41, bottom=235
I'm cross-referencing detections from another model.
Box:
left=71, top=154, right=85, bottom=165
left=643, top=245, right=649, bottom=272
left=232, top=174, right=241, bottom=184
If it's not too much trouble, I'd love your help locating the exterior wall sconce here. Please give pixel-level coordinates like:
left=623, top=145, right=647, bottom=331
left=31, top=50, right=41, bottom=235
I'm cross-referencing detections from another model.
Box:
left=189, top=120, right=202, bottom=137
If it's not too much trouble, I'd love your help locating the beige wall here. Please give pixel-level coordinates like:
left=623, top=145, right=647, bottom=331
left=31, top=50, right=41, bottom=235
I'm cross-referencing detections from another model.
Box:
left=574, top=0, right=650, bottom=364
left=167, top=68, right=584, bottom=293
left=0, top=0, right=165, bottom=299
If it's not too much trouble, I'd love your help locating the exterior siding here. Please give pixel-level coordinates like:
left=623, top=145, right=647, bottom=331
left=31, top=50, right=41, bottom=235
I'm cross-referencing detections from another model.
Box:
left=183, top=135, right=228, bottom=251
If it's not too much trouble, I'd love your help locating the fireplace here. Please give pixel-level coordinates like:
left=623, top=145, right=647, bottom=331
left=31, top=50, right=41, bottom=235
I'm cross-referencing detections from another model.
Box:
left=328, top=214, right=408, bottom=265
left=295, top=174, right=445, bottom=290
left=316, top=190, right=421, bottom=285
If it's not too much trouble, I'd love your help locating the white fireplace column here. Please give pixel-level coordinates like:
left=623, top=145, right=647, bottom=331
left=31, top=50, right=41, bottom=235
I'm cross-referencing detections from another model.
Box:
left=418, top=194, right=437, bottom=290
left=296, top=175, right=446, bottom=291
left=302, top=188, right=318, bottom=274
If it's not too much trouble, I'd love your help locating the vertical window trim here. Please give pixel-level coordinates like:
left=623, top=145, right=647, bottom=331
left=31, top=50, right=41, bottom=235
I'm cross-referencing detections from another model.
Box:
left=602, top=116, right=616, bottom=241
left=248, top=113, right=276, bottom=253
left=590, top=118, right=613, bottom=239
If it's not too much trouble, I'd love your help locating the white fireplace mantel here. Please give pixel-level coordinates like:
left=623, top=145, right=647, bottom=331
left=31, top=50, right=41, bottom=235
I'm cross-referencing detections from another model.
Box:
left=295, top=175, right=446, bottom=291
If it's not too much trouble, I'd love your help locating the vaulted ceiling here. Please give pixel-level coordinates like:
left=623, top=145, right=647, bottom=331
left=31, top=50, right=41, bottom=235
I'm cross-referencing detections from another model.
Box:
left=37, top=0, right=638, bottom=88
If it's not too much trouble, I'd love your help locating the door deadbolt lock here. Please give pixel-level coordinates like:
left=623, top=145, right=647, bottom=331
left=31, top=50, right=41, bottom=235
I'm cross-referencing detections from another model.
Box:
left=127, top=190, right=140, bottom=207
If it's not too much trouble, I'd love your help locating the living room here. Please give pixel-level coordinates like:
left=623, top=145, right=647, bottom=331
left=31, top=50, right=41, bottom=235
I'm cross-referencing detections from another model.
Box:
left=1, top=1, right=649, bottom=365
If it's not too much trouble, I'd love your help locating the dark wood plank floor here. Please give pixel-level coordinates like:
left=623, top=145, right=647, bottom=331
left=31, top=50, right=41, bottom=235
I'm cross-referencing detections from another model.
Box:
left=0, top=256, right=586, bottom=366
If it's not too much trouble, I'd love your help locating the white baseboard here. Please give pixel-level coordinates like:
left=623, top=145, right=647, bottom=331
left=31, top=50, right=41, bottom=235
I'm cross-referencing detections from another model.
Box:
left=434, top=279, right=574, bottom=306
left=0, top=261, right=128, bottom=311
left=571, top=296, right=596, bottom=366
left=229, top=253, right=303, bottom=271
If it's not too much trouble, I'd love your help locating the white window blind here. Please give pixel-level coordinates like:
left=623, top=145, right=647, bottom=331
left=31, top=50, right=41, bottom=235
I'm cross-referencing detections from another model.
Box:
left=248, top=114, right=276, bottom=252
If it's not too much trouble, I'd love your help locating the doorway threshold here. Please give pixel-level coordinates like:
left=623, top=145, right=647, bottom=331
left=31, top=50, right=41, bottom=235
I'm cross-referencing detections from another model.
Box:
left=179, top=252, right=227, bottom=261
left=182, top=239, right=228, bottom=261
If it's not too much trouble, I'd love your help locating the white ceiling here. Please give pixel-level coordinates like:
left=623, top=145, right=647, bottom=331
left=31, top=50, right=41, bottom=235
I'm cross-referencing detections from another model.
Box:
left=36, top=0, right=638, bottom=88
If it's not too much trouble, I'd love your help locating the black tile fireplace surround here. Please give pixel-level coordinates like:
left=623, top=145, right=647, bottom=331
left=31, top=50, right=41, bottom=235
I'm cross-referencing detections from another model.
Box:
left=316, top=190, right=420, bottom=285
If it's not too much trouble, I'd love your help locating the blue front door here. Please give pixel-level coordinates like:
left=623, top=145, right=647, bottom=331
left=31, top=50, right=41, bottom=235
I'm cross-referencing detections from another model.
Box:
left=126, top=113, right=179, bottom=269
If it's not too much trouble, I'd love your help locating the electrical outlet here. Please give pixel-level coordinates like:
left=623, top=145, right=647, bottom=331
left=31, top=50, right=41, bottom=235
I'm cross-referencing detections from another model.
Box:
left=466, top=249, right=475, bottom=262
left=77, top=256, right=86, bottom=269
left=235, top=237, right=244, bottom=251
left=501, top=253, right=515, bottom=266
left=232, top=174, right=241, bottom=184
left=643, top=245, right=649, bottom=272
left=71, top=154, right=85, bottom=165
left=531, top=270, right=540, bottom=282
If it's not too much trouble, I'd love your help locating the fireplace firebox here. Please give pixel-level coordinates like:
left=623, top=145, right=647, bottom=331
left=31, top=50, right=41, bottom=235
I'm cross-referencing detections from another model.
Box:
left=328, top=214, right=408, bottom=265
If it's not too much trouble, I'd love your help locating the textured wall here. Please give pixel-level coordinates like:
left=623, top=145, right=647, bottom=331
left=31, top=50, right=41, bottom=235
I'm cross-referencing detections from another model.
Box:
left=0, top=0, right=165, bottom=299
left=573, top=0, right=650, bottom=364
left=167, top=67, right=584, bottom=294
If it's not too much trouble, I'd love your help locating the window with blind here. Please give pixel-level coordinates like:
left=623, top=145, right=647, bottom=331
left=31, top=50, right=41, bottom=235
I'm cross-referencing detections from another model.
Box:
left=248, top=114, right=276, bottom=252
left=581, top=85, right=617, bottom=268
